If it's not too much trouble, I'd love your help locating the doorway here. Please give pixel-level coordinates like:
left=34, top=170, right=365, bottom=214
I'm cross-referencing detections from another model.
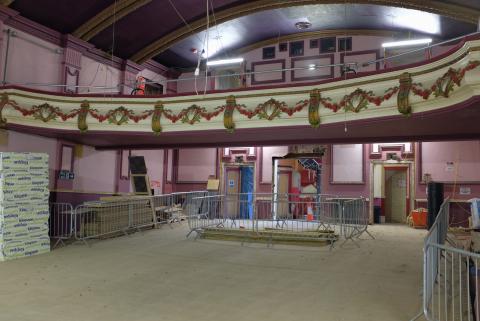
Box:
left=370, top=161, right=414, bottom=224
left=224, top=165, right=254, bottom=219
left=277, top=170, right=291, bottom=218
left=385, top=167, right=408, bottom=223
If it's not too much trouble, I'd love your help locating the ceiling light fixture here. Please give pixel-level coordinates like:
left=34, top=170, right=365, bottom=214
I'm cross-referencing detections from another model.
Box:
left=308, top=64, right=316, bottom=70
left=294, top=21, right=312, bottom=30
left=206, top=57, right=244, bottom=66
left=382, top=38, right=432, bottom=48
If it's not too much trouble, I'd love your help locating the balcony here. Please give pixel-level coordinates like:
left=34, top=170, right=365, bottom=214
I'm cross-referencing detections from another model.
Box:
left=1, top=35, right=480, bottom=149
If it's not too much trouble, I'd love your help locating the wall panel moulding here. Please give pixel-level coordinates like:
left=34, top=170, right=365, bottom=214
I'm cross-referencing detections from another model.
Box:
left=223, top=147, right=256, bottom=161
left=370, top=143, right=414, bottom=160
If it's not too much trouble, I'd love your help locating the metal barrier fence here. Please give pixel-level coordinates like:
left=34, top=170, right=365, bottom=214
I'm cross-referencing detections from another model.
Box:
left=48, top=191, right=212, bottom=246
left=48, top=192, right=369, bottom=248
left=49, top=202, right=75, bottom=248
left=341, top=198, right=375, bottom=246
left=412, top=198, right=480, bottom=321
left=187, top=193, right=372, bottom=247
left=151, top=191, right=211, bottom=225
left=74, top=198, right=156, bottom=244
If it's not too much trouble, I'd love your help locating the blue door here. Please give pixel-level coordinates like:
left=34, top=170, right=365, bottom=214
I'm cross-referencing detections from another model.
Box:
left=239, top=166, right=254, bottom=219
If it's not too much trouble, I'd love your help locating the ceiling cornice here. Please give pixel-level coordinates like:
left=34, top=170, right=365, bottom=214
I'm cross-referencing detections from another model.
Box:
left=73, top=0, right=152, bottom=41
left=129, top=0, right=480, bottom=64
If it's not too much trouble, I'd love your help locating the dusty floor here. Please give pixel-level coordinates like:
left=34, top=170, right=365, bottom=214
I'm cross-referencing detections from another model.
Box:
left=0, top=224, right=425, bottom=321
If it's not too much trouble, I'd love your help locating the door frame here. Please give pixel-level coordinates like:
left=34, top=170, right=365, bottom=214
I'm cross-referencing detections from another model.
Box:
left=277, top=170, right=292, bottom=195
left=384, top=166, right=409, bottom=223
left=220, top=162, right=256, bottom=196
left=369, top=160, right=415, bottom=224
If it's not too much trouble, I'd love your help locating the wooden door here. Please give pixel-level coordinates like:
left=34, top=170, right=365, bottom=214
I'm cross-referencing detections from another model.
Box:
left=277, top=172, right=291, bottom=219
left=385, top=170, right=407, bottom=223
left=225, top=168, right=240, bottom=218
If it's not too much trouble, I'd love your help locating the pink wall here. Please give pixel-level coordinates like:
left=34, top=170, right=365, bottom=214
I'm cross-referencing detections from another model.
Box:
left=421, top=141, right=480, bottom=183
left=0, top=23, right=168, bottom=94
left=176, top=35, right=391, bottom=93
left=0, top=27, right=63, bottom=91
left=261, top=146, right=289, bottom=184
left=77, top=56, right=121, bottom=95
left=416, top=141, right=480, bottom=201
left=176, top=34, right=464, bottom=94
left=176, top=71, right=214, bottom=94
left=322, top=144, right=370, bottom=198
left=177, top=148, right=217, bottom=182
left=0, top=130, right=57, bottom=188
left=166, top=146, right=283, bottom=194
left=244, top=35, right=388, bottom=86
left=72, top=146, right=118, bottom=193
left=0, top=130, right=122, bottom=197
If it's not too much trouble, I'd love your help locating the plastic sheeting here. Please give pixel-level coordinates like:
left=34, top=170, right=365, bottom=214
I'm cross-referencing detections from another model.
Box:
left=240, top=166, right=254, bottom=219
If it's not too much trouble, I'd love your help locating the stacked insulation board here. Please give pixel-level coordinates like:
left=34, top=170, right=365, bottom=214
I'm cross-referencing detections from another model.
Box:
left=0, top=153, right=50, bottom=261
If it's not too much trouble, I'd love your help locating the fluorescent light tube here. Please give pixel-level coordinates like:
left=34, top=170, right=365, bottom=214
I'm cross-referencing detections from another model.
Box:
left=382, top=38, right=432, bottom=48
left=206, top=58, right=244, bottom=66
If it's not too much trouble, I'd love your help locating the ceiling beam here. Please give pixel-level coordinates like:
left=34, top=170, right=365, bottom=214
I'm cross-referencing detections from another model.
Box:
left=130, top=0, right=480, bottom=64
left=0, top=0, right=14, bottom=6
left=73, top=0, right=152, bottom=41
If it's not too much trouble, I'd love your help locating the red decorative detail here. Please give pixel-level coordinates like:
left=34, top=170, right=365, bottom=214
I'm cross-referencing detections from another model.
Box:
left=411, top=60, right=480, bottom=99
left=6, top=100, right=81, bottom=120
left=317, top=87, right=399, bottom=112
left=161, top=105, right=226, bottom=124
left=3, top=60, right=479, bottom=127
left=235, top=99, right=309, bottom=119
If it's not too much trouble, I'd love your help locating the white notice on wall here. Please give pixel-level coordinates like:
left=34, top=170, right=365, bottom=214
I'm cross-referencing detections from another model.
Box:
left=445, top=161, right=455, bottom=172
left=459, top=186, right=471, bottom=195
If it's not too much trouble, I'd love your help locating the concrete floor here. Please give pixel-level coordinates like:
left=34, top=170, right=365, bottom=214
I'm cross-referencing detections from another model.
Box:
left=0, top=224, right=426, bottom=321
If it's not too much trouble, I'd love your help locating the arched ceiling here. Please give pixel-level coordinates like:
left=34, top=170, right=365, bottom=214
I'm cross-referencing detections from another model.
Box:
left=6, top=0, right=480, bottom=68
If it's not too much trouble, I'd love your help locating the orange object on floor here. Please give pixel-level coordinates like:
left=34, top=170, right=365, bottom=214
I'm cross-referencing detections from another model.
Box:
left=411, top=209, right=428, bottom=228
left=307, top=205, right=314, bottom=221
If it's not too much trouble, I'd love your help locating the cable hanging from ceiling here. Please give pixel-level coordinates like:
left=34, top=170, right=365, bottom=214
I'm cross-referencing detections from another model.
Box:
left=343, top=0, right=349, bottom=134
left=107, top=0, right=118, bottom=97
left=8, top=24, right=480, bottom=93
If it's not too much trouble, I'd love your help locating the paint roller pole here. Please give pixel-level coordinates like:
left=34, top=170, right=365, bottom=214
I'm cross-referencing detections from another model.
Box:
left=2, top=29, right=11, bottom=85
left=315, top=165, right=321, bottom=219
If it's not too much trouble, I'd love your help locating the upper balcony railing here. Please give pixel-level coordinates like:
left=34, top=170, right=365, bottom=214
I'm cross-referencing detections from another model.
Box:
left=0, top=32, right=479, bottom=137
left=2, top=32, right=480, bottom=97
left=142, top=32, right=480, bottom=95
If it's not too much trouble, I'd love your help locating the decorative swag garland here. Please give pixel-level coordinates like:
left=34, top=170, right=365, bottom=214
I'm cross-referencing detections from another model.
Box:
left=0, top=60, right=478, bottom=134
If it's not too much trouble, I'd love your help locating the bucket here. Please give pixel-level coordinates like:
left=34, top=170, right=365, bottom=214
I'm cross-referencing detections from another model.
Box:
left=411, top=209, right=427, bottom=228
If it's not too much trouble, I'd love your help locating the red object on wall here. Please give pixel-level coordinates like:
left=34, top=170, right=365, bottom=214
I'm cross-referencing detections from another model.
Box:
left=300, top=170, right=315, bottom=186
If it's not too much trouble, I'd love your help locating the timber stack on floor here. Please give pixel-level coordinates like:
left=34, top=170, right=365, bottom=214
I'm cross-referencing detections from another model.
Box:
left=77, top=196, right=156, bottom=240
left=0, top=153, right=50, bottom=261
